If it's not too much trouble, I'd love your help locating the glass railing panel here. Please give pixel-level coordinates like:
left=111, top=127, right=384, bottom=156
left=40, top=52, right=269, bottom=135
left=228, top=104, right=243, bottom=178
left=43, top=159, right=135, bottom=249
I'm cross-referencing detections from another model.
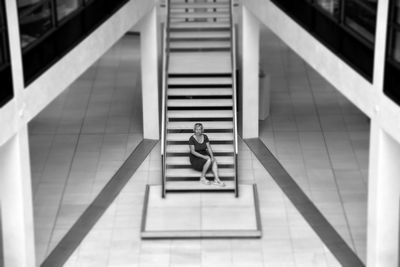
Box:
left=384, top=0, right=400, bottom=106
left=394, top=0, right=400, bottom=24
left=17, top=0, right=129, bottom=86
left=270, top=0, right=376, bottom=81
left=0, top=1, right=4, bottom=28
left=18, top=0, right=55, bottom=49
left=392, top=31, right=400, bottom=63
left=56, top=0, right=81, bottom=21
left=0, top=33, right=5, bottom=65
left=0, top=0, right=14, bottom=108
left=344, top=0, right=377, bottom=43
left=315, top=0, right=340, bottom=19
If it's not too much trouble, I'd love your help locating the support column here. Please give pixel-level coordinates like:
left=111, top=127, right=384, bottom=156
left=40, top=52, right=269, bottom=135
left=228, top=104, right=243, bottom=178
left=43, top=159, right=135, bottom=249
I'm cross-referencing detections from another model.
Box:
left=240, top=6, right=260, bottom=139
left=367, top=120, right=400, bottom=267
left=0, top=125, right=35, bottom=267
left=140, top=7, right=160, bottom=140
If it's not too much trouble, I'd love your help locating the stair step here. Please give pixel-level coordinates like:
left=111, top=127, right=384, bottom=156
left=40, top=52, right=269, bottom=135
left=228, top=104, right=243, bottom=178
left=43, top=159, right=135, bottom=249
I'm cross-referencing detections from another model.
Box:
left=169, top=52, right=231, bottom=74
left=168, top=88, right=232, bottom=96
left=169, top=22, right=230, bottom=29
left=167, top=121, right=233, bottom=130
left=169, top=41, right=230, bottom=49
left=170, top=3, right=229, bottom=9
left=166, top=168, right=235, bottom=178
left=168, top=99, right=233, bottom=107
left=170, top=31, right=230, bottom=39
left=170, top=12, right=229, bottom=19
left=167, top=144, right=234, bottom=153
left=167, top=132, right=234, bottom=142
left=165, top=180, right=235, bottom=191
left=168, top=77, right=232, bottom=86
left=166, top=156, right=234, bottom=166
left=168, top=110, right=233, bottom=118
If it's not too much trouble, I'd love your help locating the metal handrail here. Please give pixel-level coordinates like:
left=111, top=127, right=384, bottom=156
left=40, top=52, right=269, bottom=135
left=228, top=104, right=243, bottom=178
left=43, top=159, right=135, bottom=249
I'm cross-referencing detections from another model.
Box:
left=160, top=0, right=171, bottom=198
left=229, top=0, right=239, bottom=197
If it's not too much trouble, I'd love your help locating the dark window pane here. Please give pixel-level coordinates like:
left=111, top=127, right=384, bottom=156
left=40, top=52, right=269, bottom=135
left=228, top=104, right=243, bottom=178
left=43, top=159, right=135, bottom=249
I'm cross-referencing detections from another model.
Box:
left=344, top=0, right=377, bottom=43
left=0, top=34, right=5, bottom=65
left=394, top=0, right=400, bottom=25
left=0, top=0, right=4, bottom=28
left=315, top=0, right=340, bottom=19
left=56, top=0, right=81, bottom=21
left=18, top=0, right=54, bottom=49
left=391, top=31, right=400, bottom=63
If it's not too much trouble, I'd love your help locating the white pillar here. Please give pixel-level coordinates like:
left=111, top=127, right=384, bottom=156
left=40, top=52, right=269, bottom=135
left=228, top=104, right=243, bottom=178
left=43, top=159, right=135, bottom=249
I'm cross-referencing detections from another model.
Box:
left=367, top=120, right=400, bottom=267
left=0, top=125, right=35, bottom=267
left=241, top=6, right=260, bottom=139
left=140, top=7, right=160, bottom=140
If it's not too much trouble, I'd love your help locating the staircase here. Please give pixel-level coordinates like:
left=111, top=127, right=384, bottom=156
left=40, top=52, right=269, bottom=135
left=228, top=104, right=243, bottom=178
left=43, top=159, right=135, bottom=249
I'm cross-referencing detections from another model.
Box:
left=161, top=0, right=238, bottom=197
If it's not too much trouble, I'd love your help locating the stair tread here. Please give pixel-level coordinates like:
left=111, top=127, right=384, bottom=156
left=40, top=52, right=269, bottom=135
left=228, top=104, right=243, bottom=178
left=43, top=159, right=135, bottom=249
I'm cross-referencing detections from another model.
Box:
left=169, top=52, right=231, bottom=74
left=166, top=168, right=235, bottom=177
left=166, top=181, right=235, bottom=191
left=168, top=99, right=233, bottom=107
left=169, top=41, right=230, bottom=49
left=166, top=156, right=234, bottom=165
left=169, top=22, right=230, bottom=29
left=170, top=31, right=230, bottom=39
left=168, top=88, right=232, bottom=96
left=168, top=110, right=233, bottom=118
left=170, top=12, right=229, bottom=19
left=167, top=144, right=234, bottom=153
left=168, top=77, right=232, bottom=85
left=167, top=132, right=234, bottom=141
left=171, top=3, right=229, bottom=9
left=167, top=121, right=233, bottom=129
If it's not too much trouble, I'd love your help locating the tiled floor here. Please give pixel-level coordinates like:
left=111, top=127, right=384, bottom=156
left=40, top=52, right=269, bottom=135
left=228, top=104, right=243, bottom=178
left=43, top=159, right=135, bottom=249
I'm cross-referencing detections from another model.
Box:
left=143, top=185, right=260, bottom=237
left=258, top=26, right=369, bottom=261
left=29, top=35, right=144, bottom=265
left=28, top=26, right=369, bottom=266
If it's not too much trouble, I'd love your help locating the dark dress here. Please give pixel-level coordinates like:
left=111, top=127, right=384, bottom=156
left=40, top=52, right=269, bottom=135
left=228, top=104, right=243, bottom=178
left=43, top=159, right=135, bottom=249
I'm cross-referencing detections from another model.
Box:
left=189, top=134, right=211, bottom=171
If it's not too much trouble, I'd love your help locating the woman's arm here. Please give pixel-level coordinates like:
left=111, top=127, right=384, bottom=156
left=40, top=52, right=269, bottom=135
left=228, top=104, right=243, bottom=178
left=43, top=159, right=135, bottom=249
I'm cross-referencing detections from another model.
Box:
left=190, top=144, right=210, bottom=159
left=206, top=142, right=214, bottom=160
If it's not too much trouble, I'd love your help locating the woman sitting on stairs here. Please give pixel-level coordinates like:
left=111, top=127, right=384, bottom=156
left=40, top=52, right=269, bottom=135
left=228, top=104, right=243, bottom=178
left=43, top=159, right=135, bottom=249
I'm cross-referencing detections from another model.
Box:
left=189, top=123, right=225, bottom=187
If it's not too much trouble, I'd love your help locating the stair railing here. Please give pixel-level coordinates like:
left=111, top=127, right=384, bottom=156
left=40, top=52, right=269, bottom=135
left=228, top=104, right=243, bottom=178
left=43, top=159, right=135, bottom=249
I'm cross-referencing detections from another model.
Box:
left=161, top=0, right=171, bottom=198
left=229, top=0, right=239, bottom=197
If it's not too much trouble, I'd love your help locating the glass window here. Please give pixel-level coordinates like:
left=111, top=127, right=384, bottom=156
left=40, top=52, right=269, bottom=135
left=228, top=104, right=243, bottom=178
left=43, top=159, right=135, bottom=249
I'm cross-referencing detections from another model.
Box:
left=315, top=0, right=340, bottom=18
left=56, top=0, right=81, bottom=21
left=344, top=0, right=377, bottom=43
left=0, top=0, right=4, bottom=29
left=391, top=31, right=400, bottom=63
left=0, top=1, right=6, bottom=65
left=0, top=34, right=5, bottom=65
left=18, top=0, right=54, bottom=49
left=394, top=0, right=400, bottom=25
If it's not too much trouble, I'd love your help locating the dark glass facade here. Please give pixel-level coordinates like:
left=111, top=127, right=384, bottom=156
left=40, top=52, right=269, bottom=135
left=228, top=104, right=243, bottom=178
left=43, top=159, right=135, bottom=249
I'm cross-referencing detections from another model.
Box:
left=17, top=0, right=129, bottom=86
left=0, top=0, right=14, bottom=108
left=270, top=0, right=377, bottom=81
left=384, top=0, right=400, bottom=105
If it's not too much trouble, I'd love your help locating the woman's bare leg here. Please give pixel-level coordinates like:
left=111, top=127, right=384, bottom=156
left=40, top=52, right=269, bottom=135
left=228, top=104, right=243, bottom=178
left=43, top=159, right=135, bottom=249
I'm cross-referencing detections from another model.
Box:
left=211, top=159, right=219, bottom=180
left=201, top=158, right=211, bottom=178
left=211, top=159, right=225, bottom=186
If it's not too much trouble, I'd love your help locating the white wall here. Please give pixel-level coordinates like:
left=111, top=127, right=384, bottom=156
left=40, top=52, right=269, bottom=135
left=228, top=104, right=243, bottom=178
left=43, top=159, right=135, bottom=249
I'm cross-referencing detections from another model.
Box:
left=243, top=0, right=400, bottom=144
left=0, top=0, right=157, bottom=146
